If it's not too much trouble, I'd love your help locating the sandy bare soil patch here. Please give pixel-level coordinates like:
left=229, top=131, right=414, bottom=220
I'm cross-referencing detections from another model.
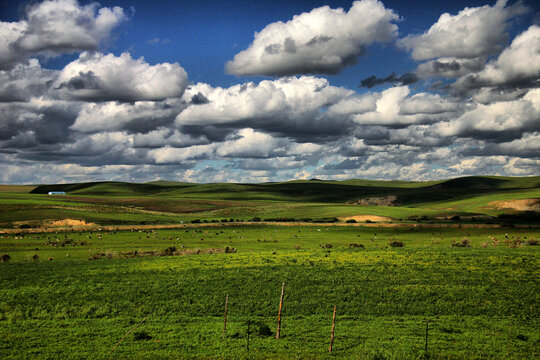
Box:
left=341, top=215, right=392, bottom=222
left=488, top=199, right=540, bottom=211
left=48, top=219, right=97, bottom=227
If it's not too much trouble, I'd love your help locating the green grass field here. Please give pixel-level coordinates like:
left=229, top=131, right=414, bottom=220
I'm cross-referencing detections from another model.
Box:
left=0, top=176, right=539, bottom=359
left=1, top=225, right=539, bottom=359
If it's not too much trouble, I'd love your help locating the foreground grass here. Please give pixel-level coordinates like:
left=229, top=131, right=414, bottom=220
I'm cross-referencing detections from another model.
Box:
left=1, top=225, right=538, bottom=359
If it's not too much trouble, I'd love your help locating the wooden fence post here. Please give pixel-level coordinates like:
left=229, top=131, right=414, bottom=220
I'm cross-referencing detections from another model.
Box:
left=329, top=305, right=337, bottom=353
left=223, top=294, right=229, bottom=338
left=276, top=282, right=285, bottom=339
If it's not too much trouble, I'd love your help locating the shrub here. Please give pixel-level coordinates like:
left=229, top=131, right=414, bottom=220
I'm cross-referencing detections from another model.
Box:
left=160, top=246, right=177, bottom=256
left=324, top=243, right=333, bottom=249
left=388, top=239, right=404, bottom=247
left=256, top=322, right=272, bottom=337
left=30, top=254, right=39, bottom=262
left=450, top=215, right=461, bottom=221
left=365, top=220, right=373, bottom=223
left=224, top=246, right=237, bottom=253
left=191, top=219, right=201, bottom=224
left=451, top=238, right=471, bottom=247
left=1, top=254, right=11, bottom=262
left=133, top=331, right=152, bottom=341
left=346, top=219, right=357, bottom=223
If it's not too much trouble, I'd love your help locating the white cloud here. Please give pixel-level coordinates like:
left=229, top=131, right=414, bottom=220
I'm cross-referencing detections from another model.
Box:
left=226, top=0, right=398, bottom=76
left=177, top=76, right=353, bottom=128
left=351, top=86, right=461, bottom=126
left=216, top=128, right=283, bottom=158
left=398, top=0, right=526, bottom=61
left=71, top=99, right=185, bottom=132
left=0, top=0, right=126, bottom=69
left=55, top=52, right=189, bottom=102
left=455, top=25, right=540, bottom=90
left=436, top=88, right=540, bottom=138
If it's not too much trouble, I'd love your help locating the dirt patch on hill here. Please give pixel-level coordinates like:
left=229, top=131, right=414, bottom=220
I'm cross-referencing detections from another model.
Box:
left=341, top=215, right=392, bottom=222
left=488, top=199, right=540, bottom=211
left=48, top=219, right=97, bottom=227
left=353, top=195, right=397, bottom=206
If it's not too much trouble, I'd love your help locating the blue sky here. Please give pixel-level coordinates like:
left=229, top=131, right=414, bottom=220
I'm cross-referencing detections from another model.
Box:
left=0, top=0, right=539, bottom=183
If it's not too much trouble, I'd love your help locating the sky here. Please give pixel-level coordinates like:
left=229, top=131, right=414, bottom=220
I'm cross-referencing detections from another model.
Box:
left=0, top=0, right=539, bottom=184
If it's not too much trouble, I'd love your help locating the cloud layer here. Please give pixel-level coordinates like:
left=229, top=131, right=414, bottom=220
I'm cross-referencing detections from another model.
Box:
left=0, top=0, right=539, bottom=184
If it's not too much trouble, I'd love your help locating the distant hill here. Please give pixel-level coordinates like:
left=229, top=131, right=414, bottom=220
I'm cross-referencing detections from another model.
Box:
left=29, top=176, right=540, bottom=205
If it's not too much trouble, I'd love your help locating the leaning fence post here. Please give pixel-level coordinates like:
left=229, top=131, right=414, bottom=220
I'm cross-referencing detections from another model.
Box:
left=329, top=305, right=337, bottom=353
left=276, top=282, right=285, bottom=339
left=223, top=294, right=229, bottom=338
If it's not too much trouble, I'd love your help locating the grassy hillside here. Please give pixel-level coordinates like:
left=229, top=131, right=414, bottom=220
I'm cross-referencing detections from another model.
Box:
left=0, top=176, right=533, bottom=229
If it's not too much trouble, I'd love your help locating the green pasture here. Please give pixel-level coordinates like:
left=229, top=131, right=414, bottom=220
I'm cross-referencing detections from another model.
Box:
left=1, top=225, right=539, bottom=359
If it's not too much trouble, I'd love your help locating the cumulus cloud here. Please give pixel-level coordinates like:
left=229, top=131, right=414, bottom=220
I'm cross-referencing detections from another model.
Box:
left=0, top=0, right=126, bottom=70
left=435, top=88, right=540, bottom=141
left=398, top=0, right=526, bottom=61
left=71, top=99, right=186, bottom=133
left=54, top=52, right=189, bottom=102
left=455, top=25, right=540, bottom=91
left=177, top=76, right=354, bottom=141
left=226, top=0, right=398, bottom=76
left=216, top=128, right=285, bottom=158
left=330, top=86, right=462, bottom=126
left=0, top=59, right=57, bottom=102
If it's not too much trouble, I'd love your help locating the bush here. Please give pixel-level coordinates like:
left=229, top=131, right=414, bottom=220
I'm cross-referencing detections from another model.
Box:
left=224, top=246, right=237, bottom=253
left=133, top=331, right=152, bottom=341
left=450, top=215, right=461, bottom=221
left=255, top=322, right=272, bottom=337
left=346, top=219, right=357, bottom=223
left=324, top=243, right=333, bottom=249
left=191, top=219, right=201, bottom=224
left=388, top=240, right=404, bottom=247
left=451, top=238, right=471, bottom=247
left=160, top=246, right=177, bottom=256
left=1, top=254, right=11, bottom=262
left=30, top=254, right=39, bottom=262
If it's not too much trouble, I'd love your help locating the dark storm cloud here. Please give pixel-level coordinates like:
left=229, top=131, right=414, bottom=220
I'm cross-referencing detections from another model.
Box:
left=360, top=72, right=419, bottom=88
left=190, top=92, right=209, bottom=105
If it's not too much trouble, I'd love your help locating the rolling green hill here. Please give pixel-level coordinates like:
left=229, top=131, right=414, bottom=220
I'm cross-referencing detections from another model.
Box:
left=0, top=175, right=532, bottom=228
